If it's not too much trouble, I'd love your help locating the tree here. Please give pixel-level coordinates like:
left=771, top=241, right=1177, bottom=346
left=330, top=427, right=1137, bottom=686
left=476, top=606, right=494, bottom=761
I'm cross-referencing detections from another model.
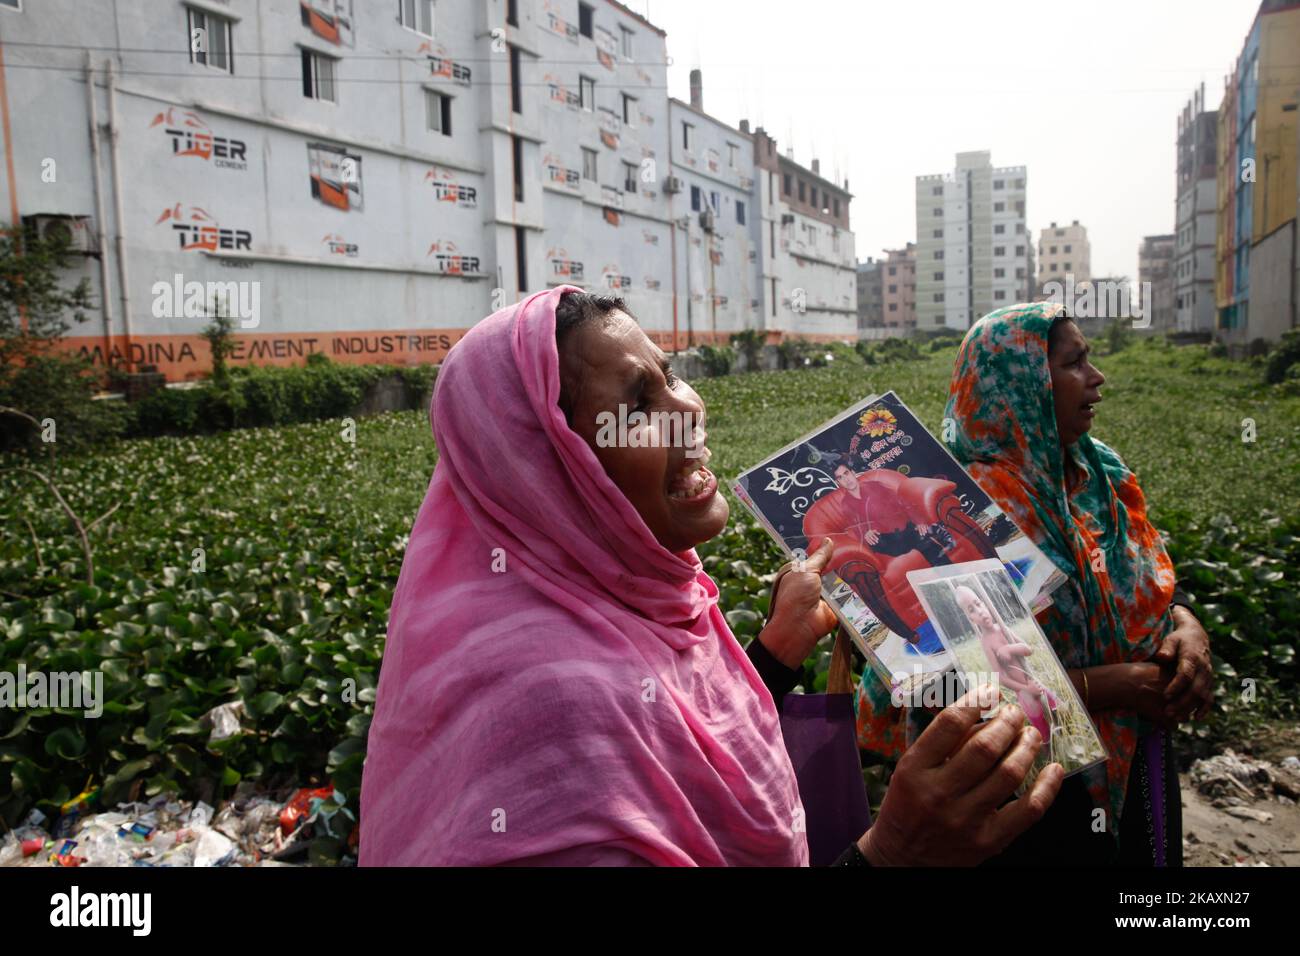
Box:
left=0, top=225, right=108, bottom=451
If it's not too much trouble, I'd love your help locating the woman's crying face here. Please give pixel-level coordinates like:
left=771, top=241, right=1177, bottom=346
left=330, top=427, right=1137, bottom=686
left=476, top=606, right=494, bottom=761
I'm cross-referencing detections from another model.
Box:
left=559, top=311, right=729, bottom=555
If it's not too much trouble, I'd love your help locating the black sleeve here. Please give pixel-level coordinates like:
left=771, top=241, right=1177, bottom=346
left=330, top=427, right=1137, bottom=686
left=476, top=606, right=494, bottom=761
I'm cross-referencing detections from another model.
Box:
left=830, top=841, right=872, bottom=867
left=746, top=635, right=803, bottom=711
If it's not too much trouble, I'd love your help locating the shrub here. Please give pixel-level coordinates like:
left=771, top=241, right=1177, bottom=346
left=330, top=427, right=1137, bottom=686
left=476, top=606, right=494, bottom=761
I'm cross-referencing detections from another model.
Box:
left=729, top=329, right=764, bottom=371
left=697, top=344, right=735, bottom=377
left=1264, top=329, right=1300, bottom=385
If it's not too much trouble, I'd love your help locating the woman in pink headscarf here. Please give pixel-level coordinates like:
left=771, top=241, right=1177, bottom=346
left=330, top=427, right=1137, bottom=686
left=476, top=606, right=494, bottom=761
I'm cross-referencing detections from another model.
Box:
left=359, top=287, right=1063, bottom=866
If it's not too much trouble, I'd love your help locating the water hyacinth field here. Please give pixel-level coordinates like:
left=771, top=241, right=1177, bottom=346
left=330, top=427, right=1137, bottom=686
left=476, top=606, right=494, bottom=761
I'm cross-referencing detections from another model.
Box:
left=2, top=338, right=1298, bottom=854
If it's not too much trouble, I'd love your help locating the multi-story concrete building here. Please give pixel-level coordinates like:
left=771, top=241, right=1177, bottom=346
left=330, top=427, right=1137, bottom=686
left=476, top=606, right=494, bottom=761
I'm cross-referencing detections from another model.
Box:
left=1138, top=234, right=1177, bottom=331
left=750, top=128, right=857, bottom=341
left=880, top=244, right=916, bottom=330
left=856, top=258, right=883, bottom=332
left=1035, top=221, right=1090, bottom=293
left=1215, top=0, right=1300, bottom=347
left=915, top=151, right=1029, bottom=330
left=0, top=0, right=855, bottom=380
left=666, top=74, right=761, bottom=348
left=1175, top=83, right=1218, bottom=334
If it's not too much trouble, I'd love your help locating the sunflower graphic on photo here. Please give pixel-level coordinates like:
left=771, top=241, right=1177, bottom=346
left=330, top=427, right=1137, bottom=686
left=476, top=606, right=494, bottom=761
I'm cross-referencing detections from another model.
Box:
left=858, top=407, right=897, bottom=437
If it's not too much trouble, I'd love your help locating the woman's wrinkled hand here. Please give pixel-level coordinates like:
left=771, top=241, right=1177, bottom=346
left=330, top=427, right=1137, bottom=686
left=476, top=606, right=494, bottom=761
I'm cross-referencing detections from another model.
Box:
left=1125, top=661, right=1179, bottom=731
left=1151, top=607, right=1214, bottom=722
left=758, top=539, right=838, bottom=669
left=858, top=684, right=1063, bottom=866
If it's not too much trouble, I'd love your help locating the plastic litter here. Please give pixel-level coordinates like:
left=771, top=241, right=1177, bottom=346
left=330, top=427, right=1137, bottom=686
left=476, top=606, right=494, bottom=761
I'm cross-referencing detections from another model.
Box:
left=2, top=782, right=351, bottom=867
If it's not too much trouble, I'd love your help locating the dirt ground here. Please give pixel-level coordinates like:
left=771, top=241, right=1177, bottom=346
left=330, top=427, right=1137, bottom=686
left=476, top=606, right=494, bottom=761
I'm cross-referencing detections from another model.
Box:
left=1181, top=722, right=1300, bottom=867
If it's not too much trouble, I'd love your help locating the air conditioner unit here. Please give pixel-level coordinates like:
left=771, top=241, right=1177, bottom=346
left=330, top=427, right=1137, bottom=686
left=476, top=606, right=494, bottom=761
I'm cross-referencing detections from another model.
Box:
left=699, top=210, right=715, bottom=233
left=25, top=214, right=98, bottom=255
left=663, top=175, right=683, bottom=194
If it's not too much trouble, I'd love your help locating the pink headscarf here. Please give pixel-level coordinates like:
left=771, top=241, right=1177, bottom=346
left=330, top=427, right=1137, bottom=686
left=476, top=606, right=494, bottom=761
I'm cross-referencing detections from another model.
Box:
left=359, top=286, right=807, bottom=866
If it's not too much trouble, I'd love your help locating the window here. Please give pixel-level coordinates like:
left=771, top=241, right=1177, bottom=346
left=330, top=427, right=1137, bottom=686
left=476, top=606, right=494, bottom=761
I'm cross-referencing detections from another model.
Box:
left=515, top=225, right=527, bottom=291
left=620, top=24, right=633, bottom=58
left=933, top=186, right=943, bottom=196
left=933, top=272, right=943, bottom=281
left=798, top=180, right=806, bottom=202
left=1064, top=244, right=1072, bottom=253
left=507, top=0, right=518, bottom=27
left=1016, top=267, right=1026, bottom=279
left=933, top=229, right=943, bottom=239
left=736, top=200, right=746, bottom=225
left=935, top=250, right=944, bottom=260
left=994, top=290, right=1006, bottom=301
left=1050, top=245, right=1057, bottom=254
left=1015, top=245, right=1024, bottom=255
left=426, top=89, right=451, bottom=134
left=623, top=160, right=637, bottom=193
left=188, top=8, right=233, bottom=73
left=994, top=224, right=1005, bottom=234
left=994, top=267, right=1005, bottom=278
left=889, top=284, right=897, bottom=293
left=994, top=202, right=1005, bottom=212
left=809, top=186, right=817, bottom=209
left=579, top=75, right=595, bottom=111
left=1015, top=223, right=1024, bottom=234
left=682, top=122, right=694, bottom=150
left=994, top=245, right=1005, bottom=256
left=783, top=173, right=791, bottom=195
left=934, top=293, right=945, bottom=302
left=1064, top=262, right=1071, bottom=271
left=690, top=185, right=701, bottom=212
left=889, top=303, right=897, bottom=312
left=302, top=50, right=336, bottom=102
left=888, top=267, right=897, bottom=276
left=710, top=190, right=720, bottom=213
left=509, top=45, right=522, bottom=114
left=512, top=135, right=523, bottom=202
left=0, top=0, right=20, bottom=9
left=578, top=2, right=593, bottom=38
left=1014, top=179, right=1025, bottom=189
left=993, top=179, right=1004, bottom=190
left=582, top=147, right=597, bottom=181
left=728, top=142, right=738, bottom=168
left=1050, top=263, right=1058, bottom=272
left=622, top=93, right=636, bottom=127
left=399, top=0, right=434, bottom=38
left=933, top=208, right=942, bottom=217
left=833, top=198, right=840, bottom=217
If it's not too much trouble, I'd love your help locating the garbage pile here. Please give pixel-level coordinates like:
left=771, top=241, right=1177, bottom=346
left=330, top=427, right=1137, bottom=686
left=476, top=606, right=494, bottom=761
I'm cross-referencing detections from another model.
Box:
left=1189, top=749, right=1300, bottom=806
left=0, top=784, right=347, bottom=867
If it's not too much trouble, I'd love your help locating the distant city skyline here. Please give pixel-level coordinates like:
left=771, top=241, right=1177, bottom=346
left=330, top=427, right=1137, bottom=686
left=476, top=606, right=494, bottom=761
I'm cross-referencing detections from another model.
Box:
left=631, top=0, right=1265, bottom=282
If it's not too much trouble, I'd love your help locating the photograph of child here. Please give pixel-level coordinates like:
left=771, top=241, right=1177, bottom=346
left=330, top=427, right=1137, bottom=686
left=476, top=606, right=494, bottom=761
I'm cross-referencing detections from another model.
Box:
left=907, top=559, right=1107, bottom=787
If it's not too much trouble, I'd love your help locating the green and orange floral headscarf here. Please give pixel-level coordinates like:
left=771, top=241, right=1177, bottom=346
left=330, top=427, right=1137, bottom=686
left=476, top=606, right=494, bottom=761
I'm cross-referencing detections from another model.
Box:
left=854, top=301, right=1177, bottom=833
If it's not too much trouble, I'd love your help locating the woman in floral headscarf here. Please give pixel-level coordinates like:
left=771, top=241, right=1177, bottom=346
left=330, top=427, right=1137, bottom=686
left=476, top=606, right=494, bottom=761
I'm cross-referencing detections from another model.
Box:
left=855, top=302, right=1214, bottom=865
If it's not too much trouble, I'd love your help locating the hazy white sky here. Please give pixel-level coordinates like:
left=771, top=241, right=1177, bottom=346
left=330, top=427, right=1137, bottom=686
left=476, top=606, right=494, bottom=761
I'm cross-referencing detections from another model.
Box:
left=624, top=0, right=1264, bottom=278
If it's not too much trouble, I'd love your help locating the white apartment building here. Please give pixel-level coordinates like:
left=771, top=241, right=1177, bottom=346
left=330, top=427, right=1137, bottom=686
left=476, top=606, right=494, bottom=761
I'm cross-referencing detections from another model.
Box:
left=0, top=0, right=855, bottom=381
left=1175, top=84, right=1218, bottom=333
left=915, top=151, right=1029, bottom=330
left=1036, top=221, right=1091, bottom=292
left=666, top=89, right=761, bottom=347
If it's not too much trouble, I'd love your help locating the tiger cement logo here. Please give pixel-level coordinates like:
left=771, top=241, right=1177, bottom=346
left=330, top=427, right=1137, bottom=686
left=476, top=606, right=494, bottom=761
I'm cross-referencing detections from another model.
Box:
left=322, top=233, right=358, bottom=257
left=155, top=204, right=252, bottom=253
left=426, top=240, right=480, bottom=275
left=149, top=108, right=248, bottom=170
left=417, top=41, right=471, bottom=85
left=425, top=167, right=477, bottom=207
